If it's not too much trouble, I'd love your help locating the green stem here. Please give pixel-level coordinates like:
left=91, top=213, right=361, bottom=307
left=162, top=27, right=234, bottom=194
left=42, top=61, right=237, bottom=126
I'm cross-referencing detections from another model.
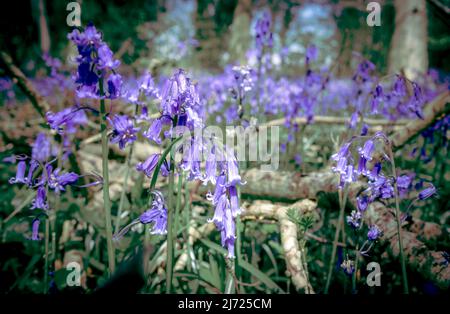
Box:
left=165, top=116, right=179, bottom=294
left=324, top=187, right=347, bottom=294
left=387, top=143, right=409, bottom=294
left=183, top=177, right=192, bottom=271
left=115, top=105, right=138, bottom=234
left=174, top=173, right=183, bottom=242
left=99, top=81, right=115, bottom=275
left=43, top=218, right=49, bottom=294
left=352, top=243, right=360, bottom=294
left=114, top=143, right=134, bottom=234
left=225, top=261, right=236, bottom=294
left=165, top=146, right=176, bottom=293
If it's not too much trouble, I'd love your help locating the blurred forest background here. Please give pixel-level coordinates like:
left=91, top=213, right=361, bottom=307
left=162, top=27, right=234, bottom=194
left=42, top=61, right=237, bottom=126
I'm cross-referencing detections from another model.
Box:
left=0, top=0, right=449, bottom=80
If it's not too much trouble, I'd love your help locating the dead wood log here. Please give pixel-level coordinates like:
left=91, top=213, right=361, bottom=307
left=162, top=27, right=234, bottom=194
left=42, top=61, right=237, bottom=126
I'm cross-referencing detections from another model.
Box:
left=366, top=202, right=450, bottom=289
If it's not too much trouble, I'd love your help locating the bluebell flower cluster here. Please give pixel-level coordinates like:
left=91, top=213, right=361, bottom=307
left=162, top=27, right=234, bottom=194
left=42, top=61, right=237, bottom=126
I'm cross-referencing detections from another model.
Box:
left=101, top=66, right=245, bottom=258
left=8, top=134, right=79, bottom=240
left=68, top=23, right=121, bottom=99
left=254, top=11, right=273, bottom=59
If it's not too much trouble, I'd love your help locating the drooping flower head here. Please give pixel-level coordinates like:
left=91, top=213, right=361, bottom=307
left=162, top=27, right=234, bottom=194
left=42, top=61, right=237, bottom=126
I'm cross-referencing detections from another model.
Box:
left=31, top=186, right=49, bottom=210
left=31, top=218, right=41, bottom=241
left=46, top=106, right=88, bottom=135
left=32, top=133, right=57, bottom=163
left=418, top=184, right=437, bottom=200
left=139, top=191, right=167, bottom=235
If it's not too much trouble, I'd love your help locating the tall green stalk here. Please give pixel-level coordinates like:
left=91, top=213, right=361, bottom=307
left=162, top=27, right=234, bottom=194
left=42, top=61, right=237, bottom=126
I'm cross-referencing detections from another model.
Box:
left=352, top=243, right=360, bottom=294
left=324, top=187, right=347, bottom=294
left=115, top=105, right=138, bottom=235
left=114, top=144, right=133, bottom=234
left=43, top=218, right=50, bottom=294
left=387, top=143, right=409, bottom=294
left=165, top=116, right=179, bottom=293
left=99, top=81, right=115, bottom=274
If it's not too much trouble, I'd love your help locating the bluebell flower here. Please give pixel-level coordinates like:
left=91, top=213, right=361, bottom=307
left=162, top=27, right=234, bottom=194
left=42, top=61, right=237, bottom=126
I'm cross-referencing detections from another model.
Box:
left=139, top=191, right=167, bottom=235
left=254, top=11, right=273, bottom=57
left=138, top=72, right=159, bottom=98
left=31, top=186, right=49, bottom=210
left=136, top=154, right=159, bottom=178
left=181, top=138, right=203, bottom=181
left=107, top=73, right=122, bottom=99
left=346, top=210, right=362, bottom=229
left=228, top=185, right=242, bottom=217
left=75, top=62, right=99, bottom=87
left=418, top=184, right=436, bottom=200
left=305, top=44, right=318, bottom=64
left=46, top=165, right=79, bottom=194
left=360, top=123, right=369, bottom=136
left=32, top=133, right=55, bottom=163
left=68, top=23, right=120, bottom=98
left=9, top=161, right=28, bottom=184
left=367, top=225, right=382, bottom=241
left=108, top=115, right=140, bottom=150
left=46, top=106, right=88, bottom=135
left=31, top=218, right=41, bottom=241
left=331, top=142, right=351, bottom=162
left=97, top=44, right=120, bottom=70
left=221, top=207, right=236, bottom=259
left=207, top=173, right=226, bottom=205
left=332, top=156, right=348, bottom=175
left=143, top=118, right=163, bottom=145
left=357, top=156, right=368, bottom=175
left=356, top=194, right=369, bottom=212
left=209, top=193, right=229, bottom=228
left=202, top=145, right=217, bottom=185
left=358, top=139, right=375, bottom=161
left=340, top=259, right=355, bottom=276
left=226, top=161, right=243, bottom=187
left=26, top=160, right=40, bottom=186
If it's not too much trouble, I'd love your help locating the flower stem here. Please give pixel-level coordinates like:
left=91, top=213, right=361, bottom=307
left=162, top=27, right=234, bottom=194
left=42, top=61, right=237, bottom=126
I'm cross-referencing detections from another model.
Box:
left=99, top=82, right=115, bottom=275
left=173, top=173, right=183, bottom=243
left=183, top=177, right=192, bottom=271
left=324, top=187, right=347, bottom=294
left=352, top=243, right=360, bottom=294
left=115, top=105, right=138, bottom=235
left=387, top=143, right=409, bottom=294
left=43, top=218, right=49, bottom=294
left=166, top=149, right=175, bottom=293
left=114, top=142, right=134, bottom=234
left=165, top=117, right=179, bottom=294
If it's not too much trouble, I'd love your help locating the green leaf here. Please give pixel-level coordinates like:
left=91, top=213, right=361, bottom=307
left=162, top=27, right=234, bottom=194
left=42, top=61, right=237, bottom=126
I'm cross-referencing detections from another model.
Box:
left=200, top=239, right=285, bottom=293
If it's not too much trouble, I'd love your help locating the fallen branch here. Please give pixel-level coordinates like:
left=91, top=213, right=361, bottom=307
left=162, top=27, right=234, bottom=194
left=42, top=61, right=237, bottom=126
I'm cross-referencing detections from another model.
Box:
left=392, top=91, right=450, bottom=148
left=264, top=115, right=411, bottom=127
left=366, top=202, right=450, bottom=289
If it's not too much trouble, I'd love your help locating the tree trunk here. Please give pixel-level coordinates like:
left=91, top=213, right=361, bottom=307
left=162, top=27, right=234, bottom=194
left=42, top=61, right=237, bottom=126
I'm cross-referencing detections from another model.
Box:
left=388, top=0, right=428, bottom=80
